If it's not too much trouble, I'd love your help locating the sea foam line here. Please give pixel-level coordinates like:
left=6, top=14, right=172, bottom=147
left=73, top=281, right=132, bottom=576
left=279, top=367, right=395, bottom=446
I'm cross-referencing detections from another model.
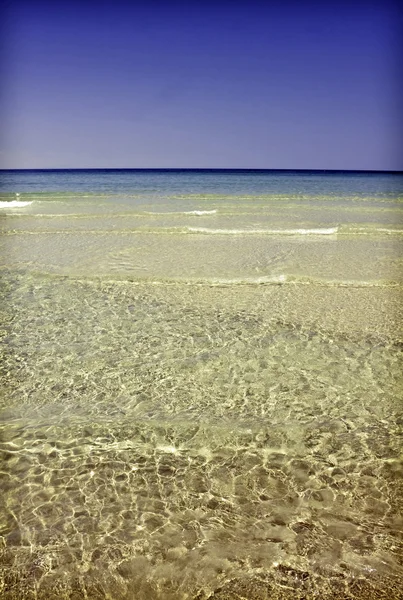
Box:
left=186, top=226, right=338, bottom=235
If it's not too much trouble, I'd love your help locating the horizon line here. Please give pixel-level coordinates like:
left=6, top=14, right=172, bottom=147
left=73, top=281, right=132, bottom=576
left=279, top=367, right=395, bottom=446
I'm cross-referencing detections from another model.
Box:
left=1, top=168, right=402, bottom=174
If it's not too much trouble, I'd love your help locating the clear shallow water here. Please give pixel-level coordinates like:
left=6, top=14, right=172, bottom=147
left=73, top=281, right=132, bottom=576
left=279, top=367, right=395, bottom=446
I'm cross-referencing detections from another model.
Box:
left=0, top=170, right=403, bottom=599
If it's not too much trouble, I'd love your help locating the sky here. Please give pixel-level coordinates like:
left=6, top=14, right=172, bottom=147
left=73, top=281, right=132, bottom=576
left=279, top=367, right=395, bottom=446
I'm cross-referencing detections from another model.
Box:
left=0, top=0, right=402, bottom=170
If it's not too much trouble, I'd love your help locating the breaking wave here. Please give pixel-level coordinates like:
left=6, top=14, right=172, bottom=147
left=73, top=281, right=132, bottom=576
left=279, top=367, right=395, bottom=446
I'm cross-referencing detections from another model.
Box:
left=0, top=201, right=33, bottom=209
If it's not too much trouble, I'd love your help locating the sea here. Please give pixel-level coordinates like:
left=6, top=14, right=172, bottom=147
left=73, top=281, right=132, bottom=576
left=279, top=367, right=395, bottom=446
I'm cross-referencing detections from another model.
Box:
left=0, top=169, right=402, bottom=599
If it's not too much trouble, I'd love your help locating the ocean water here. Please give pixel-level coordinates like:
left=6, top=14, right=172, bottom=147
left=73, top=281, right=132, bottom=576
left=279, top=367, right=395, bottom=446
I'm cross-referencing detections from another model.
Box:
left=0, top=169, right=402, bottom=599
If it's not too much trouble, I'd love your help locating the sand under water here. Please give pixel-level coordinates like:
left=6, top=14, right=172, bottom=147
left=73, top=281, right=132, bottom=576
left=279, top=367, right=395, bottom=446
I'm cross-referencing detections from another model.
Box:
left=0, top=170, right=403, bottom=599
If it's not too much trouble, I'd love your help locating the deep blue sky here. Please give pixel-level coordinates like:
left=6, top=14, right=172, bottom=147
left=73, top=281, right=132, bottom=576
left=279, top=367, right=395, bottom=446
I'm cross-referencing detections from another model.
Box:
left=1, top=1, right=402, bottom=170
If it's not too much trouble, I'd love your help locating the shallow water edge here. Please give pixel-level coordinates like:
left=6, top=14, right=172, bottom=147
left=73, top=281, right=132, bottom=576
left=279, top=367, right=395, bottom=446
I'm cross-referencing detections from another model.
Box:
left=1, top=272, right=402, bottom=599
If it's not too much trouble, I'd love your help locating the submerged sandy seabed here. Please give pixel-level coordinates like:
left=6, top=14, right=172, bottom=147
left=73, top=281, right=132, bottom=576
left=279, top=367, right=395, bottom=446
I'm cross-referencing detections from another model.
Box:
left=0, top=272, right=402, bottom=599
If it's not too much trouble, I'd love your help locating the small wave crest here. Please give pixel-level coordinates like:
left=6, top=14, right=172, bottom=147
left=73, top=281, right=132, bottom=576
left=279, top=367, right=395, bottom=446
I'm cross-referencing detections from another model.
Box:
left=209, top=275, right=287, bottom=285
left=0, top=201, right=33, bottom=209
left=143, top=209, right=217, bottom=216
left=93, top=274, right=399, bottom=288
left=351, top=227, right=403, bottom=235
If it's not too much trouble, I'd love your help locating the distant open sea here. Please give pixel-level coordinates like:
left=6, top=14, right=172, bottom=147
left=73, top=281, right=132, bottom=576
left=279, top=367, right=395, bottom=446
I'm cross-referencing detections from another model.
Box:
left=1, top=169, right=403, bottom=599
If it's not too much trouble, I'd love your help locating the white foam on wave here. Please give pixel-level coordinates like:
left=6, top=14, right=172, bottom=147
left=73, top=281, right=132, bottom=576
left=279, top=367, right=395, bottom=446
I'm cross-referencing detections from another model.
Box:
left=183, top=210, right=217, bottom=215
left=0, top=201, right=33, bottom=209
left=187, top=226, right=338, bottom=235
